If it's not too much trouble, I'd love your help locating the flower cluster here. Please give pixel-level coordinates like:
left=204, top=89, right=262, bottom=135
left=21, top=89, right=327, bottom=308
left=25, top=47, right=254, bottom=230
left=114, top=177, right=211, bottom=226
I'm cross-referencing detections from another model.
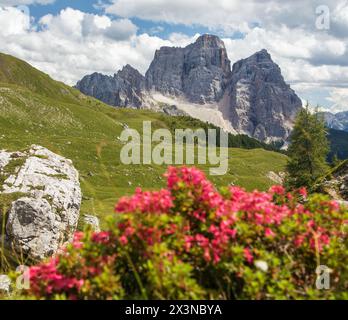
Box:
left=29, top=259, right=84, bottom=300
left=22, top=166, right=348, bottom=300
left=116, top=188, right=173, bottom=214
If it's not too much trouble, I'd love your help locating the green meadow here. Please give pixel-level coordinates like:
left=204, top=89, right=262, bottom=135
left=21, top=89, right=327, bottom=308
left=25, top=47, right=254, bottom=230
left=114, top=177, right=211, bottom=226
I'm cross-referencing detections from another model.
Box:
left=0, top=53, right=288, bottom=225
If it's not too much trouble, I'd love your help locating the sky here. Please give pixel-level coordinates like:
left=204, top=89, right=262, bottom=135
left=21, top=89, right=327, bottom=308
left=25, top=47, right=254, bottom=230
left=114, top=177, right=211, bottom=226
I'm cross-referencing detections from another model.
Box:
left=0, top=0, right=347, bottom=113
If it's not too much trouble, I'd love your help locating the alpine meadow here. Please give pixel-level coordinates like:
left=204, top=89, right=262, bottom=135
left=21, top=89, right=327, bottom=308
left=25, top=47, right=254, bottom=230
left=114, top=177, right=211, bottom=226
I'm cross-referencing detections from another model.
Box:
left=0, top=1, right=347, bottom=303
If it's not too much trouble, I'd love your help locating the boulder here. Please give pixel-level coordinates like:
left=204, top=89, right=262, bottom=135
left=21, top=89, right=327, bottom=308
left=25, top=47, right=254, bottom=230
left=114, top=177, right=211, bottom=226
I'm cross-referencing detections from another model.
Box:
left=0, top=145, right=81, bottom=260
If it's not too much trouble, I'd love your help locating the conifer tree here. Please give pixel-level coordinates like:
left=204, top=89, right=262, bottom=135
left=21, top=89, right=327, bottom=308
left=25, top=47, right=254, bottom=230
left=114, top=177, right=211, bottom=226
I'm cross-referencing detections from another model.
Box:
left=286, top=103, right=329, bottom=189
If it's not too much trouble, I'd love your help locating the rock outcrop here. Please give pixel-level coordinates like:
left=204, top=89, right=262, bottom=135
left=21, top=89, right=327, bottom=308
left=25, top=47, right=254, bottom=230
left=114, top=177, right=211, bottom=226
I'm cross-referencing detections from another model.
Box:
left=146, top=34, right=232, bottom=104
left=226, top=49, right=302, bottom=142
left=76, top=64, right=145, bottom=108
left=0, top=145, right=81, bottom=260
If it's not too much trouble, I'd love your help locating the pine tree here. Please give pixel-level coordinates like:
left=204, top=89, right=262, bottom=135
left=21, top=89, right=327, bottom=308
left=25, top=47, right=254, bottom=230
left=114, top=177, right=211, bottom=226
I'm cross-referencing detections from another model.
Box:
left=286, top=103, right=329, bottom=189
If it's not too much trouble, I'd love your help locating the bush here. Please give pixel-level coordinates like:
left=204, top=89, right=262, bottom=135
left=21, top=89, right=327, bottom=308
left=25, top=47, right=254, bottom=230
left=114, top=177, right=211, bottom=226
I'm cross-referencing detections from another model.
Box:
left=19, top=167, right=348, bottom=300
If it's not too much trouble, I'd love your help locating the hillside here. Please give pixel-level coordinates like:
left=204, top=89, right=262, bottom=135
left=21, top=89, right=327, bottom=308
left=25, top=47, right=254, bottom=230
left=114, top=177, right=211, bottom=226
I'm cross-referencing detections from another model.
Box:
left=0, top=53, right=288, bottom=224
left=328, top=128, right=348, bottom=161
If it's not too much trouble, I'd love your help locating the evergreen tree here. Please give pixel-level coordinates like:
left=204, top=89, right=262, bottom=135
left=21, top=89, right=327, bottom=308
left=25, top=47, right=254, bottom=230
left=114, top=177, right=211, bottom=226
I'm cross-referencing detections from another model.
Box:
left=286, top=104, right=329, bottom=189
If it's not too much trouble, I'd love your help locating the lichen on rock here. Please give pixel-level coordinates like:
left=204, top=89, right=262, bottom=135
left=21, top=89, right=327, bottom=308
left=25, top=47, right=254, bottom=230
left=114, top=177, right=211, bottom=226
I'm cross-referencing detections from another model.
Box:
left=0, top=145, right=81, bottom=260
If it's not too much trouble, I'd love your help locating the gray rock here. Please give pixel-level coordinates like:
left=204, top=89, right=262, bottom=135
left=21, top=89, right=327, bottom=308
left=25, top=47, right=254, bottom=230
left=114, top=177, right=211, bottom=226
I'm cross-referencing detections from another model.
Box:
left=226, top=49, right=302, bottom=143
left=0, top=145, right=81, bottom=260
left=146, top=34, right=231, bottom=104
left=76, top=64, right=145, bottom=108
left=83, top=214, right=100, bottom=232
left=0, top=275, right=11, bottom=293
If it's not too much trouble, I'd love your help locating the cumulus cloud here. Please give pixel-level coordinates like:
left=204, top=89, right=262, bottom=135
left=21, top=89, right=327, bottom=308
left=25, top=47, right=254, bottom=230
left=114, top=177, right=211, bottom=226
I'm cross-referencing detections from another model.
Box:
left=0, top=2, right=347, bottom=112
left=104, top=0, right=345, bottom=35
left=0, top=0, right=54, bottom=5
left=326, top=88, right=348, bottom=113
left=0, top=7, right=197, bottom=85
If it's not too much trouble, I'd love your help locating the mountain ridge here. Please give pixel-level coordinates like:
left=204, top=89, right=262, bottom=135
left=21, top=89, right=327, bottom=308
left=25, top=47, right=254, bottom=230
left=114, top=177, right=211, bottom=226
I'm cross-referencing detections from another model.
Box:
left=76, top=34, right=303, bottom=143
left=320, top=111, right=348, bottom=132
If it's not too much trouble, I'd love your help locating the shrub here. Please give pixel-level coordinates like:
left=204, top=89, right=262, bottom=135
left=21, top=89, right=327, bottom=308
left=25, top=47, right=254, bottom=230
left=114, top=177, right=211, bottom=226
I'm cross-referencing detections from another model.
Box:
left=18, top=167, right=348, bottom=300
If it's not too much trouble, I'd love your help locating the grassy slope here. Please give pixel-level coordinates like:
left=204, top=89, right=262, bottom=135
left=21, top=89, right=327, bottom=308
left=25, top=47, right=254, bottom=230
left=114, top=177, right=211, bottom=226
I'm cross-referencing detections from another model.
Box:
left=0, top=53, right=288, bottom=224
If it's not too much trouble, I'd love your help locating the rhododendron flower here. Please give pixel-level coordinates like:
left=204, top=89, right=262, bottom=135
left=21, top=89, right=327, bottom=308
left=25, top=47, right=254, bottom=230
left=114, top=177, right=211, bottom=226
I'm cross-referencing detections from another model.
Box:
left=92, top=232, right=110, bottom=244
left=265, top=228, right=276, bottom=238
left=25, top=167, right=348, bottom=300
left=244, top=248, right=254, bottom=264
left=269, top=185, right=285, bottom=195
left=298, top=187, right=307, bottom=199
left=116, top=188, right=173, bottom=214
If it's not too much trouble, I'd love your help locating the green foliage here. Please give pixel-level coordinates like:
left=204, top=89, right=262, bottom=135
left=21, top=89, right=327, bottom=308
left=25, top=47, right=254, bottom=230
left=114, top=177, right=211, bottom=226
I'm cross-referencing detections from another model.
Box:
left=286, top=105, right=330, bottom=189
left=161, top=115, right=283, bottom=151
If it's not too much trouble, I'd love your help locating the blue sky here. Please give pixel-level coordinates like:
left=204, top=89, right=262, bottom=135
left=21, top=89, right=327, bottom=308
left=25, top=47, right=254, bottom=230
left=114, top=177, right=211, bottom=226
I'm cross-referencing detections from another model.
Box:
left=1, top=0, right=348, bottom=112
left=29, top=0, right=213, bottom=38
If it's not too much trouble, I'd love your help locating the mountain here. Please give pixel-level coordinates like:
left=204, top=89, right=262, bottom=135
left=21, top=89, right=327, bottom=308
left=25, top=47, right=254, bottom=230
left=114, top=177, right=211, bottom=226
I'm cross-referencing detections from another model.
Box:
left=75, top=34, right=302, bottom=143
left=320, top=111, right=348, bottom=132
left=76, top=64, right=145, bottom=108
left=0, top=52, right=288, bottom=221
left=146, top=34, right=232, bottom=104
left=226, top=49, right=302, bottom=143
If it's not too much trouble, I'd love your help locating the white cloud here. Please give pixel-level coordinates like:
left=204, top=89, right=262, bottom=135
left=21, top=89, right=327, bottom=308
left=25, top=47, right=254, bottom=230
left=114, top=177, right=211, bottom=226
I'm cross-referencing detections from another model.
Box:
left=104, top=0, right=345, bottom=35
left=0, top=7, right=194, bottom=85
left=0, top=6, right=30, bottom=36
left=0, top=0, right=54, bottom=5
left=326, top=88, right=348, bottom=113
left=0, top=2, right=348, bottom=112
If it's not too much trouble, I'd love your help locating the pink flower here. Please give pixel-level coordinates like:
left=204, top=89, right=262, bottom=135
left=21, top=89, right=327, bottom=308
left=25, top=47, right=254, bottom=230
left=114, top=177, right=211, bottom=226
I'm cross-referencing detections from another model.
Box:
left=265, top=228, right=276, bottom=238
left=115, top=189, right=173, bottom=214
left=92, top=232, right=110, bottom=244
left=269, top=185, right=285, bottom=195
left=244, top=248, right=254, bottom=264
left=298, top=187, right=307, bottom=198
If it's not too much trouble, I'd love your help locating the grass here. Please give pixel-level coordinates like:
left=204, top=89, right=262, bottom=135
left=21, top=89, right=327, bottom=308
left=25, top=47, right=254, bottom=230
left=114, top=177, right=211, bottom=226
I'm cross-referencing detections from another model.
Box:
left=0, top=52, right=288, bottom=227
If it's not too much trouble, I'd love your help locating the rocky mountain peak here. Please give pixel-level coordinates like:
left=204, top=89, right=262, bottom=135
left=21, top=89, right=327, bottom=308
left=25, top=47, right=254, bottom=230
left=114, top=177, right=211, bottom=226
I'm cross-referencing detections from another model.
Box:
left=75, top=35, right=302, bottom=143
left=76, top=63, right=145, bottom=108
left=117, top=64, right=144, bottom=81
left=227, top=49, right=302, bottom=142
left=146, top=34, right=231, bottom=104
left=193, top=34, right=226, bottom=49
left=232, top=49, right=283, bottom=84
